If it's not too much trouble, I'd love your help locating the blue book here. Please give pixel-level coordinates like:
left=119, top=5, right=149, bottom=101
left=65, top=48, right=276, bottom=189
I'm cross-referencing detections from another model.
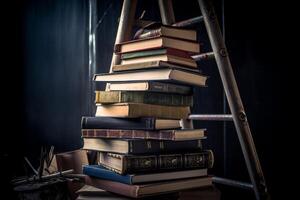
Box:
left=83, top=165, right=207, bottom=185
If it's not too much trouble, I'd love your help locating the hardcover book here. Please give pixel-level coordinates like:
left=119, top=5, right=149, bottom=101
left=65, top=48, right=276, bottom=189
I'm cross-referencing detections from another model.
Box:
left=82, top=129, right=206, bottom=141
left=135, top=25, right=197, bottom=41
left=81, top=117, right=181, bottom=130
left=95, top=91, right=193, bottom=106
left=93, top=68, right=207, bottom=87
left=121, top=48, right=192, bottom=60
left=95, top=103, right=190, bottom=119
left=83, top=165, right=207, bottom=185
left=85, top=176, right=212, bottom=198
left=107, top=81, right=193, bottom=95
left=99, top=151, right=213, bottom=174
left=114, top=36, right=200, bottom=54
left=76, top=184, right=179, bottom=200
left=112, top=60, right=199, bottom=73
left=82, top=138, right=202, bottom=154
left=120, top=48, right=197, bottom=68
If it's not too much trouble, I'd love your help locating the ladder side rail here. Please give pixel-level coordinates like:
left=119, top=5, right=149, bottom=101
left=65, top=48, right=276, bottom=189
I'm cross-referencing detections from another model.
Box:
left=198, top=0, right=268, bottom=199
left=109, top=0, right=137, bottom=72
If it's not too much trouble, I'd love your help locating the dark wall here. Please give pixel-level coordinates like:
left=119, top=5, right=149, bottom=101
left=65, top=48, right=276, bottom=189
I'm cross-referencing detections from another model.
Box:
left=2, top=0, right=281, bottom=199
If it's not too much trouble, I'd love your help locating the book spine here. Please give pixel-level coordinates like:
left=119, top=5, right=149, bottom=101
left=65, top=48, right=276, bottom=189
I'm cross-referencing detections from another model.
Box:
left=120, top=151, right=213, bottom=174
left=82, top=129, right=177, bottom=140
left=123, top=92, right=193, bottom=106
left=112, top=61, right=161, bottom=72
left=83, top=165, right=133, bottom=185
left=127, top=139, right=202, bottom=154
left=129, top=104, right=190, bottom=119
left=81, top=117, right=155, bottom=130
left=96, top=91, right=193, bottom=106
left=149, top=82, right=193, bottom=95
left=121, top=48, right=167, bottom=60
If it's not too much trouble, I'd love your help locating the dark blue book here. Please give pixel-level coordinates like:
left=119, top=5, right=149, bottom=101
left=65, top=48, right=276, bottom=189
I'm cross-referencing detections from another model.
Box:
left=81, top=116, right=181, bottom=130
left=83, top=165, right=207, bottom=185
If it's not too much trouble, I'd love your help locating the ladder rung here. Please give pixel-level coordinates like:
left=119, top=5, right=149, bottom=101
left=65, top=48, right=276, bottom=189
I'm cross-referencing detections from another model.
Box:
left=212, top=176, right=254, bottom=191
left=192, top=52, right=215, bottom=61
left=172, top=16, right=204, bottom=27
left=189, top=114, right=233, bottom=121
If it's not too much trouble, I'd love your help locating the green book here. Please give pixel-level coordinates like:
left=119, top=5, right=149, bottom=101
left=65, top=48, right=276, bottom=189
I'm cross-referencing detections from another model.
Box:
left=121, top=49, right=168, bottom=60
left=95, top=91, right=193, bottom=106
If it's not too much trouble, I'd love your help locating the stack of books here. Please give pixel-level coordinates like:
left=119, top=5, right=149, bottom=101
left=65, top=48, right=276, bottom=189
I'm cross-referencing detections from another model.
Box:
left=81, top=25, right=214, bottom=199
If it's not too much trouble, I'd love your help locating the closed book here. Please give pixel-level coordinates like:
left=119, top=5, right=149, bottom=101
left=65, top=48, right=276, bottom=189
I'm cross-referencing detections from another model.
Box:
left=83, top=165, right=207, bottom=185
left=82, top=129, right=206, bottom=141
left=76, top=185, right=179, bottom=200
left=95, top=103, right=190, bottom=119
left=107, top=81, right=193, bottom=95
left=93, top=68, right=207, bottom=87
left=112, top=61, right=199, bottom=73
left=85, top=176, right=212, bottom=198
left=120, top=48, right=197, bottom=68
left=99, top=151, right=213, bottom=174
left=114, top=36, right=200, bottom=54
left=95, top=91, right=193, bottom=106
left=81, top=117, right=181, bottom=130
left=82, top=138, right=202, bottom=154
left=121, top=48, right=191, bottom=60
left=136, top=25, right=197, bottom=41
left=121, top=54, right=197, bottom=68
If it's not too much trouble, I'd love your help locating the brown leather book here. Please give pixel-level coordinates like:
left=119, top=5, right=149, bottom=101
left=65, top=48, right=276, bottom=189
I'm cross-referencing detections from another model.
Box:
left=81, top=129, right=206, bottom=141
left=99, top=151, right=213, bottom=174
left=95, top=103, right=190, bottom=119
left=82, top=138, right=202, bottom=154
left=85, top=176, right=212, bottom=198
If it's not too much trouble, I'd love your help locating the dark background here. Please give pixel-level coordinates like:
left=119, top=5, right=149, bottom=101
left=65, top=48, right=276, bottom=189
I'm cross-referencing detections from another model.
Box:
left=1, top=0, right=285, bottom=199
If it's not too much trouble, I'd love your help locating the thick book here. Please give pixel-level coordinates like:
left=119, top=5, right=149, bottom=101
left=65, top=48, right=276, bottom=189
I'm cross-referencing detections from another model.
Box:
left=81, top=129, right=206, bottom=141
left=95, top=91, right=193, bottom=106
left=99, top=151, right=213, bottom=174
left=114, top=36, right=200, bottom=54
left=95, top=103, right=190, bottom=119
left=107, top=81, right=193, bottom=95
left=76, top=185, right=179, bottom=200
left=120, top=48, right=197, bottom=68
left=136, top=26, right=197, bottom=41
left=83, top=165, right=207, bottom=185
left=82, top=138, right=202, bottom=154
left=112, top=61, right=199, bottom=73
left=93, top=68, right=207, bottom=87
left=81, top=117, right=181, bottom=130
left=85, top=176, right=212, bottom=198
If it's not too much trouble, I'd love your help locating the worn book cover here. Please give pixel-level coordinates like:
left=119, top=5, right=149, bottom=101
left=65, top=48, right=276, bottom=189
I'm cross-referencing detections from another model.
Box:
left=99, top=150, right=213, bottom=174
left=81, top=129, right=206, bottom=141
left=82, top=138, right=202, bottom=154
left=95, top=91, right=193, bottom=106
